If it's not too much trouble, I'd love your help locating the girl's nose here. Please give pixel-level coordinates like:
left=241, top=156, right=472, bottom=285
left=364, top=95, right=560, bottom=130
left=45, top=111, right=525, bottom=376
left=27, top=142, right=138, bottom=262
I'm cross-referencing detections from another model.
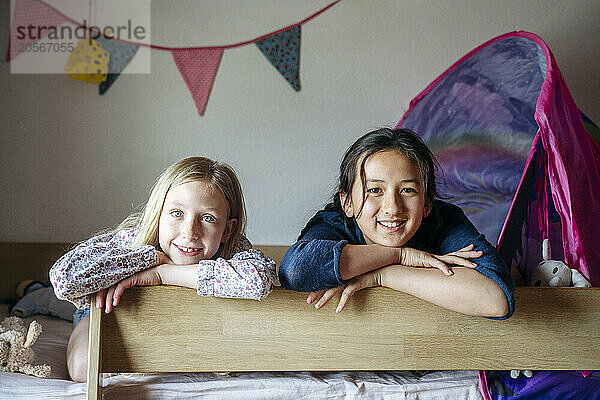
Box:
left=382, top=191, right=403, bottom=215
left=182, top=218, right=200, bottom=239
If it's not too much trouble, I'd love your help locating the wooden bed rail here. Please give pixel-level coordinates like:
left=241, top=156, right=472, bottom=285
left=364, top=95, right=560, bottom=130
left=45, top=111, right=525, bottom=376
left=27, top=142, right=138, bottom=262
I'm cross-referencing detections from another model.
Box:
left=87, top=285, right=600, bottom=399
left=0, top=242, right=594, bottom=398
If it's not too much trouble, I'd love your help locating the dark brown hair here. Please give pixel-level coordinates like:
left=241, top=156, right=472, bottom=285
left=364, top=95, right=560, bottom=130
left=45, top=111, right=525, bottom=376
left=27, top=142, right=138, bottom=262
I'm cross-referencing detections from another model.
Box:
left=327, top=127, right=440, bottom=218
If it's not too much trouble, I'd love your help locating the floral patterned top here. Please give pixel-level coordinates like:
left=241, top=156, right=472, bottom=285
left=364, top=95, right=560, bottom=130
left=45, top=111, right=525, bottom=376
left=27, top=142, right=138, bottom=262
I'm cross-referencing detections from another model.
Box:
left=50, top=228, right=276, bottom=309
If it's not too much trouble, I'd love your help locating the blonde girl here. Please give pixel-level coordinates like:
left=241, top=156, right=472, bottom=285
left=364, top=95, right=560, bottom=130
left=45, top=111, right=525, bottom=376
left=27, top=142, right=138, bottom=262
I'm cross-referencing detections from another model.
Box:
left=50, top=157, right=276, bottom=382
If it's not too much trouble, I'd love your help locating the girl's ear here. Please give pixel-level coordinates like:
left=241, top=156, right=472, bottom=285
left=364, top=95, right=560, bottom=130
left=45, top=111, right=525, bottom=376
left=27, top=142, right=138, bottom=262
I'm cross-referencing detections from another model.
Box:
left=339, top=191, right=354, bottom=218
left=221, top=218, right=238, bottom=243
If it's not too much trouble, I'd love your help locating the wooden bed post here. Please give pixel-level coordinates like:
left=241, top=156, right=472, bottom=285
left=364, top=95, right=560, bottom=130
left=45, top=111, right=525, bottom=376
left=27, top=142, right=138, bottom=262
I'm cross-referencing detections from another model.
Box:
left=86, top=294, right=103, bottom=400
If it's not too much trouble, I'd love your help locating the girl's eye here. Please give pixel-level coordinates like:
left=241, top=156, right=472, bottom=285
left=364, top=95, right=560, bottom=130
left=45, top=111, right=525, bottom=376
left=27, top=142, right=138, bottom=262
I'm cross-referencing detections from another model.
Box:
left=170, top=210, right=183, bottom=218
left=401, top=187, right=417, bottom=194
left=202, top=215, right=216, bottom=223
left=367, top=187, right=382, bottom=194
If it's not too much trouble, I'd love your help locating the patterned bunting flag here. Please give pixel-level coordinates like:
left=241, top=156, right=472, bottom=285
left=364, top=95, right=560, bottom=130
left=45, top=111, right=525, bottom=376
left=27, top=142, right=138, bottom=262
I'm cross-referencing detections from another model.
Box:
left=7, top=0, right=68, bottom=61
left=6, top=0, right=341, bottom=115
left=172, top=48, right=223, bottom=116
left=95, top=36, right=139, bottom=95
left=255, top=26, right=301, bottom=91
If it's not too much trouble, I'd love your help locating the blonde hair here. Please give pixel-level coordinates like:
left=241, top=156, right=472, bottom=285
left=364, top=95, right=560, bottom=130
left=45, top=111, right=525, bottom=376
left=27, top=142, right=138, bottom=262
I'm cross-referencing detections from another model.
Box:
left=117, top=157, right=246, bottom=259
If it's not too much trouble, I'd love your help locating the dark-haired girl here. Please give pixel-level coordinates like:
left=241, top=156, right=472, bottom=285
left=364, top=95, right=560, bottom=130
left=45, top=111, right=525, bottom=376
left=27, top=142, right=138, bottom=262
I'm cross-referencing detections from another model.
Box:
left=279, top=128, right=514, bottom=319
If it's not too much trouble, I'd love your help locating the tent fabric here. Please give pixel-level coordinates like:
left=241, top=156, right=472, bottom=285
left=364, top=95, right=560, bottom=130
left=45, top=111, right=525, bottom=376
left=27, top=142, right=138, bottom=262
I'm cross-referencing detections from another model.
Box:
left=396, top=31, right=599, bottom=399
left=397, top=31, right=600, bottom=286
left=481, top=370, right=600, bottom=400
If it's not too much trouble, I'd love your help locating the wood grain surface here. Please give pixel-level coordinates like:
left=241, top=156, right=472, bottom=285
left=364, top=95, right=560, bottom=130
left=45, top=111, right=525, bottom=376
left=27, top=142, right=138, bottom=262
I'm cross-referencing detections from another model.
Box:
left=95, top=285, right=600, bottom=372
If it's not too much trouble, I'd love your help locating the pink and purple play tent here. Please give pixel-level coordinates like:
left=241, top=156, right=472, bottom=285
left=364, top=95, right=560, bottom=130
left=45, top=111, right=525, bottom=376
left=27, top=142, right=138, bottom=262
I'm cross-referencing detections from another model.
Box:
left=398, top=30, right=600, bottom=400
left=398, top=31, right=600, bottom=288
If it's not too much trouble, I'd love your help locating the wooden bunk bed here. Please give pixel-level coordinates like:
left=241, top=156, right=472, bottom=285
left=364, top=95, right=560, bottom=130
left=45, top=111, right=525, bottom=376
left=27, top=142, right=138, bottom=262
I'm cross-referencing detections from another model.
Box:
left=84, top=245, right=600, bottom=400
left=1, top=242, right=598, bottom=400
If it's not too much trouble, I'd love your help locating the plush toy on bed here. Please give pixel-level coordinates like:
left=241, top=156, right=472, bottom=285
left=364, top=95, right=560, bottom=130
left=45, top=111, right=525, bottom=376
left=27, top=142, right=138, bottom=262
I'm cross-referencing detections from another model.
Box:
left=511, top=238, right=592, bottom=379
left=0, top=316, right=51, bottom=378
left=529, top=239, right=592, bottom=288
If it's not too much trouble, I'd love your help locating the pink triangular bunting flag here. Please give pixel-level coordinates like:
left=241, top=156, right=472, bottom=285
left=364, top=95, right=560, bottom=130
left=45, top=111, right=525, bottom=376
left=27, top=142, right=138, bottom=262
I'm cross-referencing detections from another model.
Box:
left=7, top=0, right=68, bottom=61
left=172, top=48, right=223, bottom=116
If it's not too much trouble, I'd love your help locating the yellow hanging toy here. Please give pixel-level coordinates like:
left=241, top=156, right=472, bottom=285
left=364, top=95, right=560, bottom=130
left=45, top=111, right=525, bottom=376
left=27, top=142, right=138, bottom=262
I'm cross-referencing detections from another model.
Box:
left=65, top=39, right=109, bottom=84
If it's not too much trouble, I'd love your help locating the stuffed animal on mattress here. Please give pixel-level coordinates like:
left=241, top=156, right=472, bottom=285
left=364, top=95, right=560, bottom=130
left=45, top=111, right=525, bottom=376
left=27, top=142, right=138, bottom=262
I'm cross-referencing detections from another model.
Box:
left=0, top=316, right=51, bottom=378
left=529, top=239, right=592, bottom=288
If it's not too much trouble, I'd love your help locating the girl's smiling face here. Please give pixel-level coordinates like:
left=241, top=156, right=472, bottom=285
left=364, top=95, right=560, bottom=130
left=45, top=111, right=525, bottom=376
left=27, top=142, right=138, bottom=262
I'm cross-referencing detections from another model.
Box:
left=158, top=180, right=237, bottom=265
left=340, top=150, right=429, bottom=247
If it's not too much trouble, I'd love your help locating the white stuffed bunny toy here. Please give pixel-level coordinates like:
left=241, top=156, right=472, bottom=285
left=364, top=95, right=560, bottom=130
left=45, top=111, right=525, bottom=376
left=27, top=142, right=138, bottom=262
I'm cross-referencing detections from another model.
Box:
left=529, top=239, right=592, bottom=288
left=511, top=238, right=592, bottom=379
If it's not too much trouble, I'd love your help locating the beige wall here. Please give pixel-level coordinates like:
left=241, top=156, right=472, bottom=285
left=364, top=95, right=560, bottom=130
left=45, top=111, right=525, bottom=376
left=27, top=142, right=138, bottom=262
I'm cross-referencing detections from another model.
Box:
left=1, top=0, right=599, bottom=244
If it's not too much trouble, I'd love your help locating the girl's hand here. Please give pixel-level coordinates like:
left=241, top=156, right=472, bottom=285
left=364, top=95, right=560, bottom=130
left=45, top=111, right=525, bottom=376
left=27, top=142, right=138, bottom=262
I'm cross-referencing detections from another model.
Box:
left=400, top=245, right=482, bottom=276
left=306, top=286, right=345, bottom=309
left=335, top=269, right=383, bottom=313
left=95, top=267, right=163, bottom=313
left=306, top=269, right=383, bottom=313
left=155, top=250, right=173, bottom=266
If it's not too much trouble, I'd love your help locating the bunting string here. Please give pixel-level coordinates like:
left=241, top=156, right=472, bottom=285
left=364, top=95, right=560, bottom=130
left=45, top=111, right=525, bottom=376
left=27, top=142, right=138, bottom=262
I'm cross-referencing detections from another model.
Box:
left=6, top=0, right=341, bottom=116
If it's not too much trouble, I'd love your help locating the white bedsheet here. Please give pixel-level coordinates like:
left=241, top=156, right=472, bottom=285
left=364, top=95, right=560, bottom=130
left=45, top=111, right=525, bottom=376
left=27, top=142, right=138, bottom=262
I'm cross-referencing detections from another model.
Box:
left=0, top=311, right=484, bottom=399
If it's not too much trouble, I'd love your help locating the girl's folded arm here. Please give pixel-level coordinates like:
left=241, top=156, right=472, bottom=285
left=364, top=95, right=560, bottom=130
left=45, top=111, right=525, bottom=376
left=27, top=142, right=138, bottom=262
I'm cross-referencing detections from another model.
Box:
left=279, top=211, right=403, bottom=292
left=279, top=239, right=346, bottom=291
left=434, top=211, right=515, bottom=319
left=279, top=239, right=401, bottom=291
left=49, top=229, right=157, bottom=308
left=279, top=210, right=353, bottom=291
left=157, top=237, right=276, bottom=301
left=197, top=249, right=276, bottom=300
left=379, top=265, right=510, bottom=318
